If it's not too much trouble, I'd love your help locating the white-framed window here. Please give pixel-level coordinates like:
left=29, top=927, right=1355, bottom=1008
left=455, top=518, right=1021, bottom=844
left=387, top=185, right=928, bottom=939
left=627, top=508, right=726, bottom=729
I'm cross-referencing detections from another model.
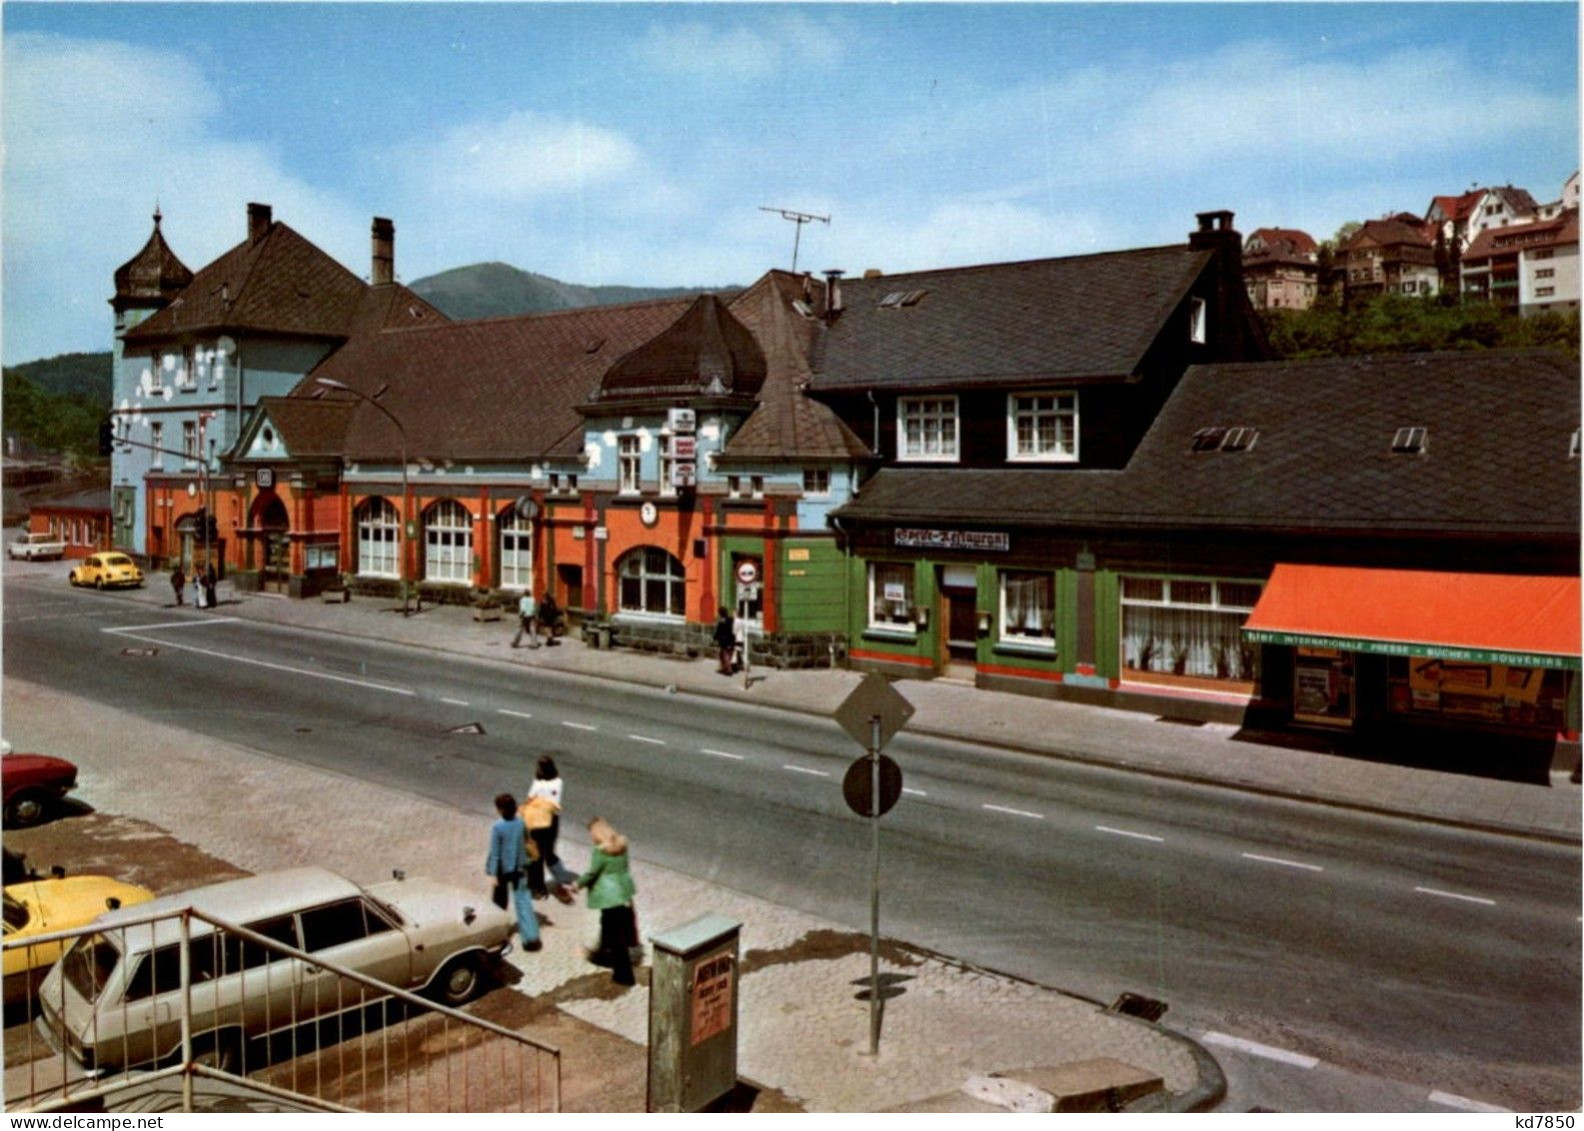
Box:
left=899, top=396, right=959, bottom=462
left=1120, top=575, right=1263, bottom=682
left=178, top=346, right=197, bottom=390
left=616, top=546, right=686, bottom=617
left=803, top=468, right=831, bottom=496
left=423, top=498, right=473, bottom=584
left=867, top=561, right=915, bottom=632
left=498, top=508, right=533, bottom=591
left=355, top=497, right=400, bottom=578
left=618, top=435, right=641, bottom=495
left=1189, top=297, right=1208, bottom=344
left=999, top=571, right=1055, bottom=647
left=182, top=421, right=198, bottom=465
left=150, top=422, right=164, bottom=469
left=1008, top=392, right=1078, bottom=463
left=660, top=450, right=677, bottom=497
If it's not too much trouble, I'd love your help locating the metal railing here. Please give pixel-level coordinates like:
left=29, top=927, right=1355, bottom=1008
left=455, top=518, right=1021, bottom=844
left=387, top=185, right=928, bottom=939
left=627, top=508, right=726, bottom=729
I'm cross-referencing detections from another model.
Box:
left=5, top=907, right=560, bottom=1114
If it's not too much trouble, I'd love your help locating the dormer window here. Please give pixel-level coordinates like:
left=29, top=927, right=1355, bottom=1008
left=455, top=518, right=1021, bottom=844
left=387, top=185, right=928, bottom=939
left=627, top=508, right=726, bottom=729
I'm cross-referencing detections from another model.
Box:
left=1008, top=392, right=1078, bottom=462
left=1391, top=427, right=1428, bottom=454
left=1192, top=426, right=1257, bottom=452
left=899, top=396, right=959, bottom=462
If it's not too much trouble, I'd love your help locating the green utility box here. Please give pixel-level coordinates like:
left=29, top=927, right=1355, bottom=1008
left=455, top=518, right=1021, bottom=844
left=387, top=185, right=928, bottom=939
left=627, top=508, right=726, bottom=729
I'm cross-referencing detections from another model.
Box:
left=646, top=913, right=742, bottom=1113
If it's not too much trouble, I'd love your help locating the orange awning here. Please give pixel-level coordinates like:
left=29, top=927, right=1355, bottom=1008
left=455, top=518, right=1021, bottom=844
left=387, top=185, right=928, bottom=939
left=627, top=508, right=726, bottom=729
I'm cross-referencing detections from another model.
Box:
left=1243, top=565, right=1581, bottom=670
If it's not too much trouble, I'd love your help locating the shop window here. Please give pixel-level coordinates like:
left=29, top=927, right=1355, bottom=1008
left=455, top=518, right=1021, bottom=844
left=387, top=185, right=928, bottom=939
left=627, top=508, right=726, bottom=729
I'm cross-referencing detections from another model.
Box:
left=355, top=497, right=400, bottom=578
left=423, top=499, right=473, bottom=584
left=498, top=508, right=533, bottom=591
left=999, top=571, right=1055, bottom=647
left=868, top=562, right=915, bottom=632
left=1121, top=575, right=1262, bottom=682
left=1008, top=392, right=1078, bottom=462
left=617, top=547, right=686, bottom=617
left=898, top=397, right=959, bottom=462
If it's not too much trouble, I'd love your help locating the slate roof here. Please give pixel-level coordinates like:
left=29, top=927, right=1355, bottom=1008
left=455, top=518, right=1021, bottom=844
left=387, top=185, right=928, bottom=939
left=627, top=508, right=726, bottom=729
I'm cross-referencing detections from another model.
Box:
left=300, top=299, right=693, bottom=461
left=593, top=294, right=766, bottom=402
left=835, top=350, right=1580, bottom=538
left=808, top=245, right=1216, bottom=391
left=124, top=220, right=439, bottom=344
left=721, top=272, right=870, bottom=462
left=112, top=211, right=193, bottom=310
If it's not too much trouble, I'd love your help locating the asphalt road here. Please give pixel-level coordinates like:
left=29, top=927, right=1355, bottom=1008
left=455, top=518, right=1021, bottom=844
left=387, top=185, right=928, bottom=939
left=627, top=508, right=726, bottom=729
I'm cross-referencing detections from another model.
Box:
left=4, top=573, right=1579, bottom=1112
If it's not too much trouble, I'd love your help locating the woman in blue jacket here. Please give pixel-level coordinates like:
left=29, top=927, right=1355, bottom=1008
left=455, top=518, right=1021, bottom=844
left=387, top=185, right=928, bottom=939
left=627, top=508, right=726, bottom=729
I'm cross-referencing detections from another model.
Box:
left=486, top=792, right=541, bottom=951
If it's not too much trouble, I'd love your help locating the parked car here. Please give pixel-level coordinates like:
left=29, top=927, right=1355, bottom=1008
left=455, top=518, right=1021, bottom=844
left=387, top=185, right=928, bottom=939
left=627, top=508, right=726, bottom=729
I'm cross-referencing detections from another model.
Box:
left=35, top=866, right=515, bottom=1073
left=68, top=553, right=144, bottom=590
left=1, top=752, right=79, bottom=827
left=4, top=871, right=155, bottom=1006
left=8, top=532, right=67, bottom=561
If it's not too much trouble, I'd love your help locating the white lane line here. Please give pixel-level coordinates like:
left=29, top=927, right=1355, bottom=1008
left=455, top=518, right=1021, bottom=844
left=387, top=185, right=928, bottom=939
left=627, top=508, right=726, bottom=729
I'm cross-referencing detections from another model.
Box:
left=100, top=629, right=413, bottom=696
left=496, top=709, right=534, bottom=720
left=629, top=734, right=666, bottom=746
left=702, top=748, right=744, bottom=761
left=1428, top=1090, right=1509, bottom=1114
left=106, top=618, right=240, bottom=633
left=1240, top=852, right=1324, bottom=873
left=440, top=697, right=470, bottom=707
left=1095, top=825, right=1163, bottom=842
left=562, top=721, right=597, bottom=732
left=1415, top=886, right=1496, bottom=907
left=902, top=787, right=927, bottom=797
left=984, top=804, right=1044, bottom=820
left=1202, top=1032, right=1319, bottom=1069
left=783, top=764, right=830, bottom=778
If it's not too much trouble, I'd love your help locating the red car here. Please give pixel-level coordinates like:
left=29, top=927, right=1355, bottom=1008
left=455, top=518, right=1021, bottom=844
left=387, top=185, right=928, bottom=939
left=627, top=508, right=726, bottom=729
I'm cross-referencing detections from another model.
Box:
left=2, top=754, right=78, bottom=827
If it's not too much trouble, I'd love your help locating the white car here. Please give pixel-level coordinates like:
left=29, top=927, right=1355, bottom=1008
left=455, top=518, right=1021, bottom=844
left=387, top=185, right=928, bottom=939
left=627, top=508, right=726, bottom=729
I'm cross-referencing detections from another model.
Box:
left=8, top=533, right=66, bottom=561
left=34, top=866, right=514, bottom=1073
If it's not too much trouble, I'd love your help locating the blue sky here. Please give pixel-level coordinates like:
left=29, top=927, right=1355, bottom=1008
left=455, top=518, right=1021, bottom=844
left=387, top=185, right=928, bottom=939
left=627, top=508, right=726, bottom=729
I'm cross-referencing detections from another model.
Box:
left=3, top=3, right=1577, bottom=364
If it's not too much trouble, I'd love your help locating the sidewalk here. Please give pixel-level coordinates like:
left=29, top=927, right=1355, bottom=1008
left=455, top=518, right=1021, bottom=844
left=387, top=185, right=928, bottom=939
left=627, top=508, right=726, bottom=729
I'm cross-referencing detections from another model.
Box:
left=157, top=583, right=1584, bottom=844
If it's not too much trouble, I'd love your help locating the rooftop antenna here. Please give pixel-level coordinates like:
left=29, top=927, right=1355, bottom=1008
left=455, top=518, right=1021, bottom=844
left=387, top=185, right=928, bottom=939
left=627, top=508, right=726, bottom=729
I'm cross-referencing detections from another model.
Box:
left=760, top=206, right=829, bottom=273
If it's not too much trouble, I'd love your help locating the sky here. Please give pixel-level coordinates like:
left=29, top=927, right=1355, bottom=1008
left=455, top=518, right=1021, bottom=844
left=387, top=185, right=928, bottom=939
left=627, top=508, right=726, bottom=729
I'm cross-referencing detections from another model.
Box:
left=2, top=2, right=1577, bottom=365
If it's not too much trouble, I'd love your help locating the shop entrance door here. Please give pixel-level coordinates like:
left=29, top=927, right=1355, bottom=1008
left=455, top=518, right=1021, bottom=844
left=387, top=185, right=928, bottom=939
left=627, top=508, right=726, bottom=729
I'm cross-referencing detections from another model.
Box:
left=256, top=496, right=291, bottom=594
left=938, top=566, right=978, bottom=681
left=1292, top=646, right=1356, bottom=728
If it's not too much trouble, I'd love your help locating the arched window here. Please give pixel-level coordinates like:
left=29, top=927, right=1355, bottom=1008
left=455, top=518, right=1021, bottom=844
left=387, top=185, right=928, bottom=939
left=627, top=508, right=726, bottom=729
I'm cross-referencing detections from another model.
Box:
left=617, top=547, right=686, bottom=617
left=498, top=508, right=533, bottom=591
left=355, top=497, right=400, bottom=577
left=424, top=499, right=473, bottom=584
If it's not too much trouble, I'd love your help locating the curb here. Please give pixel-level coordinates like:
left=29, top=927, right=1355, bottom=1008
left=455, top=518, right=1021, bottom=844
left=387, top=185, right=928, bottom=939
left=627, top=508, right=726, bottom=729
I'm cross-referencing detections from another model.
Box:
left=97, top=586, right=1582, bottom=849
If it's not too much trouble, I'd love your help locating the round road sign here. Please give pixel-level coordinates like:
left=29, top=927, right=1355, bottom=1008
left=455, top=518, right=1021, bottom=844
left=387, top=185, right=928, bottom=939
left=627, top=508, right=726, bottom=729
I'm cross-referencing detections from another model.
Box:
left=736, top=559, right=759, bottom=585
left=843, top=754, right=903, bottom=818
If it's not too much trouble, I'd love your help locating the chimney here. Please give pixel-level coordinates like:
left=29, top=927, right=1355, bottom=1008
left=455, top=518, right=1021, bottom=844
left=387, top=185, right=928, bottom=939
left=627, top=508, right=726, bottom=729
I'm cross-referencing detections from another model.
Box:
left=247, top=202, right=273, bottom=245
left=371, top=217, right=395, bottom=286
left=1187, top=210, right=1250, bottom=359
left=823, top=269, right=845, bottom=323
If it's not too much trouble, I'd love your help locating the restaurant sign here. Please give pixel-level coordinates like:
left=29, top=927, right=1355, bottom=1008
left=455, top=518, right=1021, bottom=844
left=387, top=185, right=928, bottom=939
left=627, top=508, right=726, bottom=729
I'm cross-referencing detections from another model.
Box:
left=893, top=528, right=1010, bottom=553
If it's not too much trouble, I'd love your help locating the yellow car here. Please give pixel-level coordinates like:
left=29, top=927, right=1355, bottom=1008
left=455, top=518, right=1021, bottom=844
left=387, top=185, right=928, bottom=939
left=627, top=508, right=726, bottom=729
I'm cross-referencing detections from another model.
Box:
left=69, top=553, right=145, bottom=590
left=4, top=873, right=155, bottom=1005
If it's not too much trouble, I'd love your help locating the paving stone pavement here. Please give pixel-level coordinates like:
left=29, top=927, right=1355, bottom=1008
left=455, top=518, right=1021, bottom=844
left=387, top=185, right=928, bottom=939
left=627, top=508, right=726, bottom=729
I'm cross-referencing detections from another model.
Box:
left=2, top=677, right=1207, bottom=1112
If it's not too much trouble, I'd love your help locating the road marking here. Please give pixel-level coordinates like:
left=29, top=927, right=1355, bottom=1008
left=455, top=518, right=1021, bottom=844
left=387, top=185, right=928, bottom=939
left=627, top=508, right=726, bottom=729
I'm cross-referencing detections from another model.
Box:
left=99, top=629, right=413, bottom=696
left=1415, top=886, right=1496, bottom=907
left=496, top=709, right=534, bottom=720
left=783, top=764, right=830, bottom=777
left=1428, top=1090, right=1509, bottom=1113
left=1095, top=825, right=1162, bottom=842
left=702, top=748, right=744, bottom=760
left=1240, top=852, right=1323, bottom=872
left=628, top=734, right=666, bottom=746
left=107, top=618, right=240, bottom=633
left=440, top=697, right=470, bottom=707
left=902, top=787, right=927, bottom=797
left=984, top=804, right=1044, bottom=820
left=1202, top=1032, right=1319, bottom=1069
left=562, top=721, right=597, bottom=732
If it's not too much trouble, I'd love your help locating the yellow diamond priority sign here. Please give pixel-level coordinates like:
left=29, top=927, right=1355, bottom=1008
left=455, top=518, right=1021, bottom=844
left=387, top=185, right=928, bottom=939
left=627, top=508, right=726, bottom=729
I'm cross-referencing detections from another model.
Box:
left=833, top=671, right=915, bottom=752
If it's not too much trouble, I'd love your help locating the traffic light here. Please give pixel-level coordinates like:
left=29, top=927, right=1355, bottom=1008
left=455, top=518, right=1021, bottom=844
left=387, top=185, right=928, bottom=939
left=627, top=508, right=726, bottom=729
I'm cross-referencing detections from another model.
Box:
left=98, top=417, right=115, bottom=456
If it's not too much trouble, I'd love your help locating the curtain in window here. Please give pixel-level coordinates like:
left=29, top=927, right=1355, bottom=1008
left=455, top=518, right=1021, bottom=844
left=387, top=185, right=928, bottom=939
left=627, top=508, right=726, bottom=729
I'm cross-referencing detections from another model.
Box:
left=870, top=562, right=913, bottom=627
left=1122, top=605, right=1259, bottom=680
left=1002, top=572, right=1054, bottom=640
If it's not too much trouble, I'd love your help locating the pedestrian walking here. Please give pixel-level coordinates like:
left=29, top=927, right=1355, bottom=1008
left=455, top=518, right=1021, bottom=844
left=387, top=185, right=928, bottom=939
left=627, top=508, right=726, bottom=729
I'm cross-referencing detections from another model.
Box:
left=539, top=591, right=561, bottom=646
left=732, top=612, right=748, bottom=674
left=574, top=816, right=638, bottom=986
left=713, top=606, right=736, bottom=675
left=170, top=566, right=185, bottom=607
left=511, top=590, right=540, bottom=649
left=203, top=562, right=218, bottom=609
left=191, top=572, right=205, bottom=608
left=485, top=792, right=541, bottom=952
left=526, top=755, right=574, bottom=901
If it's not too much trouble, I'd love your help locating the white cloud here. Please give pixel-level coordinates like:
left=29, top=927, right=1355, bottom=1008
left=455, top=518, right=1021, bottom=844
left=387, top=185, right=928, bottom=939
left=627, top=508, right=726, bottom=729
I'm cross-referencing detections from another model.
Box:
left=631, top=13, right=846, bottom=82
left=392, top=111, right=642, bottom=203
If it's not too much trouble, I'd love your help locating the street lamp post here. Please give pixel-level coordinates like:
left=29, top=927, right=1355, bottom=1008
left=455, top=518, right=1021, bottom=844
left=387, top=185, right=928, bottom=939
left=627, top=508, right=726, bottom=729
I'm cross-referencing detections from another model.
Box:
left=315, top=377, right=411, bottom=616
